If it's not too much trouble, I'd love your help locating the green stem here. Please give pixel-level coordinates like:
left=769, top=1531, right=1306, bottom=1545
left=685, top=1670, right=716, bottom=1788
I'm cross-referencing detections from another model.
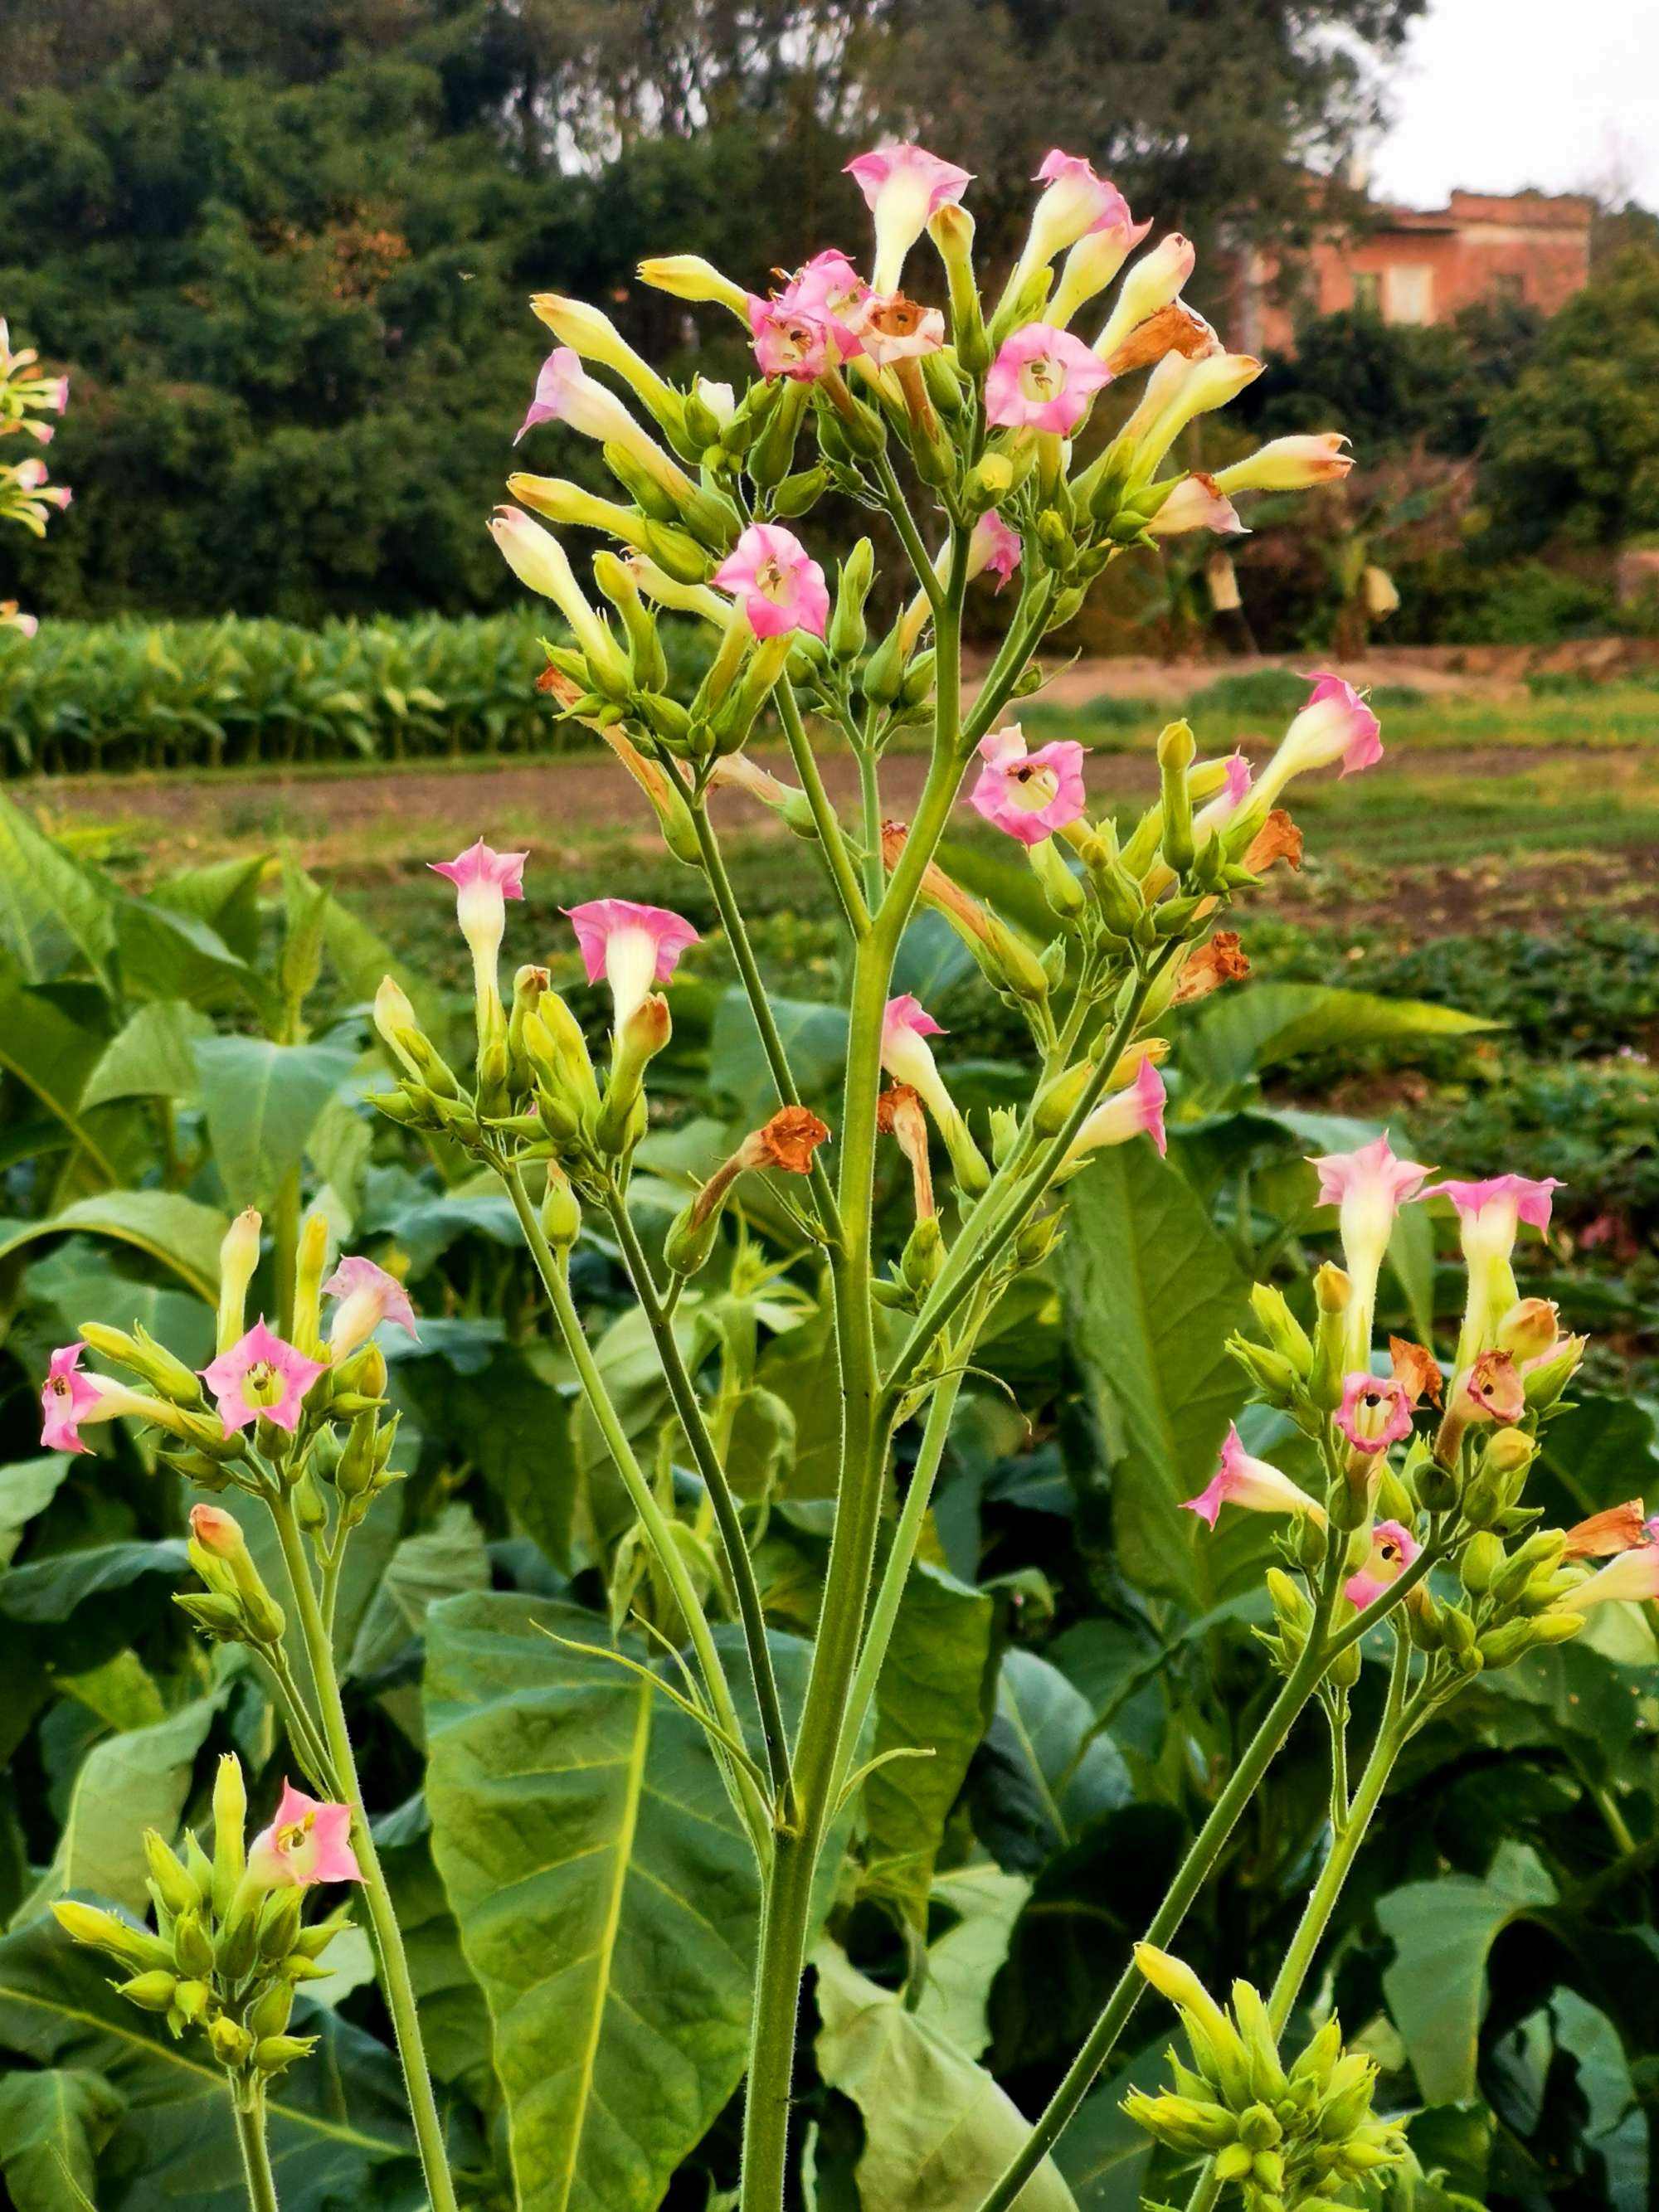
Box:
left=501, top=1164, right=771, bottom=1854
left=258, top=1641, right=336, bottom=1797
left=858, top=740, right=884, bottom=911
left=233, top=2087, right=280, bottom=2212
left=604, top=1185, right=794, bottom=1815
left=775, top=678, right=869, bottom=936
left=267, top=1497, right=460, bottom=2212
left=873, top=448, right=946, bottom=606
left=738, top=524, right=974, bottom=2212
left=686, top=792, right=842, bottom=1241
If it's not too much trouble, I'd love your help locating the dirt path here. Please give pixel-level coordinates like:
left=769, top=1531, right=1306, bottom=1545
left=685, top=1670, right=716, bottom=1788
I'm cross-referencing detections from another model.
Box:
left=24, top=738, right=1641, bottom=849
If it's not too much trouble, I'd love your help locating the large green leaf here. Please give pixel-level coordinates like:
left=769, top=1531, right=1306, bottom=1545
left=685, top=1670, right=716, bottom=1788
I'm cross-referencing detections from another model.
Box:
left=991, top=1650, right=1131, bottom=1857
left=193, top=1034, right=356, bottom=1210
left=0, top=975, right=122, bottom=1180
left=423, top=1592, right=762, bottom=2212
left=0, top=1916, right=417, bottom=2211
left=0, top=793, right=114, bottom=987
left=1061, top=1145, right=1253, bottom=1607
left=0, top=1456, right=73, bottom=1569
left=914, top=1863, right=1031, bottom=2061
left=866, top=1561, right=993, bottom=1929
left=1379, top=1841, right=1558, bottom=2105
left=114, top=896, right=252, bottom=1010
left=0, top=2065, right=124, bottom=2212
left=812, top=1942, right=1078, bottom=2211
left=347, top=1504, right=489, bottom=1683
left=0, top=1189, right=228, bottom=1300
left=1048, top=2048, right=1167, bottom=2212
left=709, top=987, right=848, bottom=1121
left=1181, top=982, right=1496, bottom=1096
left=80, top=999, right=212, bottom=1107
left=0, top=1539, right=188, bottom=1627
left=19, top=1693, right=221, bottom=1919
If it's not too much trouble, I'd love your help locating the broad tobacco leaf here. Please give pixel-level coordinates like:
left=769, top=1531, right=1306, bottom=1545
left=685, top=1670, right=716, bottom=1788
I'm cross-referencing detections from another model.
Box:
left=1060, top=1145, right=1253, bottom=1608
left=423, top=1593, right=762, bottom=2212
left=1379, top=1840, right=1558, bottom=2104
left=812, top=1942, right=1078, bottom=2211
left=0, top=2064, right=124, bottom=2212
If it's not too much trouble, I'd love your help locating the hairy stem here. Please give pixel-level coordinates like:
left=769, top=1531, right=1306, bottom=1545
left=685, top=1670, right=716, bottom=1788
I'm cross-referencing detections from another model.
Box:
left=604, top=1184, right=794, bottom=1813
left=233, top=2088, right=280, bottom=2212
left=775, top=678, right=869, bottom=936
left=268, top=1496, right=459, bottom=2212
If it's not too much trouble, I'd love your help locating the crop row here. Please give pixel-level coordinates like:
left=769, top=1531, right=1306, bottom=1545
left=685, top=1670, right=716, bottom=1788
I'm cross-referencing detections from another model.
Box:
left=0, top=613, right=710, bottom=775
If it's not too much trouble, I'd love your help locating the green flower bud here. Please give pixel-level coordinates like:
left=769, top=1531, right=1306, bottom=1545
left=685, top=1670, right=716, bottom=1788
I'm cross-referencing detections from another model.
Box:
left=52, top=1899, right=174, bottom=1972
left=212, top=1755, right=247, bottom=1916
left=209, top=2015, right=255, bottom=2069
left=255, top=2033, right=318, bottom=2074
left=144, top=1830, right=202, bottom=1918
left=118, top=1970, right=180, bottom=2013
left=173, top=1978, right=212, bottom=2025
left=172, top=1907, right=216, bottom=1981
left=248, top=1981, right=295, bottom=2040
left=829, top=537, right=874, bottom=661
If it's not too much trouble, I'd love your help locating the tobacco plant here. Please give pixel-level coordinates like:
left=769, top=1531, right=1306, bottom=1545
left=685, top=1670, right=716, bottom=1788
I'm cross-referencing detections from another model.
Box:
left=26, top=143, right=1657, bottom=2212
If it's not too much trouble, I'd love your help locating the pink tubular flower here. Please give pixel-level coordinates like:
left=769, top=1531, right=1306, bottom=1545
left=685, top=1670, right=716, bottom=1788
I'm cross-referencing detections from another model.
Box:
left=1069, top=1055, right=1169, bottom=1162
left=1182, top=1423, right=1322, bottom=1529
left=1345, top=1519, right=1421, bottom=1612
left=1, top=601, right=39, bottom=639
left=247, top=1781, right=362, bottom=1891
left=968, top=512, right=1022, bottom=590
left=202, top=1320, right=326, bottom=1437
left=567, top=898, right=699, bottom=1029
left=712, top=523, right=830, bottom=639
left=783, top=250, right=872, bottom=359
left=323, top=1256, right=419, bottom=1359
left=1146, top=471, right=1244, bottom=537
left=747, top=297, right=831, bottom=382
left=1311, top=1132, right=1431, bottom=1368
left=40, top=1345, right=116, bottom=1455
left=431, top=839, right=527, bottom=997
left=1031, top=151, right=1141, bottom=259
left=881, top=993, right=946, bottom=1075
left=1257, top=674, right=1382, bottom=809
left=1425, top=1174, right=1563, bottom=1245
left=844, top=143, right=972, bottom=293
left=985, top=323, right=1112, bottom=435
left=1336, top=1373, right=1414, bottom=1456
left=969, top=723, right=1088, bottom=845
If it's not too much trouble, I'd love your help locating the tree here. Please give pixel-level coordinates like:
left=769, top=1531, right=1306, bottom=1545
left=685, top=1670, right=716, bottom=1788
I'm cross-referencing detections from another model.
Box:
left=1480, top=246, right=1659, bottom=550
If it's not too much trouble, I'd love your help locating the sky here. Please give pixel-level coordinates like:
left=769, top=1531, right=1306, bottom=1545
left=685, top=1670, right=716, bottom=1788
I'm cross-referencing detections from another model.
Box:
left=1370, top=0, right=1659, bottom=210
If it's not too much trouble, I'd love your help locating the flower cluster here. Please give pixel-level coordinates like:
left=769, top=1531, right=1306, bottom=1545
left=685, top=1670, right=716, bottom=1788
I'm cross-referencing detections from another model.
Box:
left=1127, top=1947, right=1408, bottom=2210
left=1182, top=1130, right=1658, bottom=1690
left=54, top=1756, right=358, bottom=2102
left=38, top=1204, right=416, bottom=1629
left=489, top=139, right=1350, bottom=776
left=0, top=318, right=71, bottom=635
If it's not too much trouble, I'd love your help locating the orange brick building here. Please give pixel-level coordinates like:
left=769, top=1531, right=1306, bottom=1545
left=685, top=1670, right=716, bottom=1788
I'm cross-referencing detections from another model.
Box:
left=1233, top=188, right=1595, bottom=353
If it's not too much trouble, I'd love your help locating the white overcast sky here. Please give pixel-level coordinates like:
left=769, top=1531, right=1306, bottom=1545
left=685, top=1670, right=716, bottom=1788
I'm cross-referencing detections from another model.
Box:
left=1369, top=0, right=1659, bottom=209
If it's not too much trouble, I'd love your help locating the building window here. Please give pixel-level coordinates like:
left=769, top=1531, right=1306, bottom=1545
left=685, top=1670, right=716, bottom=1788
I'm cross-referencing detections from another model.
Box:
left=1352, top=270, right=1381, bottom=315
left=1384, top=265, right=1434, bottom=324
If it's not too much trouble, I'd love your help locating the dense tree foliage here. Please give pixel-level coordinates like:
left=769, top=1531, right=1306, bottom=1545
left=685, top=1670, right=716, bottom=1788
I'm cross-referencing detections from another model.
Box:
left=0, top=0, right=1425, bottom=617
left=1479, top=247, right=1659, bottom=551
